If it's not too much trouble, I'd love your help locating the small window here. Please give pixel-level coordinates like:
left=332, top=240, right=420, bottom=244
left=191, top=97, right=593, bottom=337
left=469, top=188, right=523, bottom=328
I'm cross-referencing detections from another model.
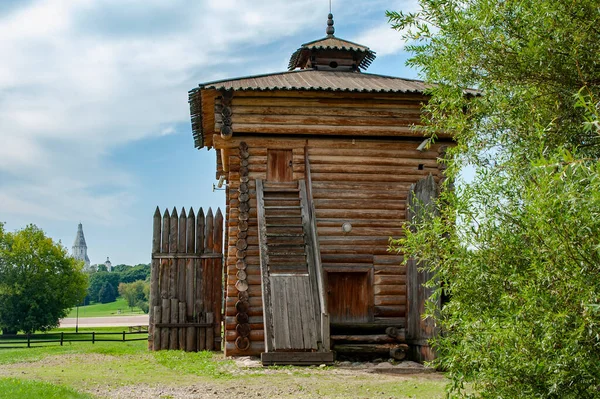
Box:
left=329, top=61, right=338, bottom=68
left=418, top=164, right=424, bottom=170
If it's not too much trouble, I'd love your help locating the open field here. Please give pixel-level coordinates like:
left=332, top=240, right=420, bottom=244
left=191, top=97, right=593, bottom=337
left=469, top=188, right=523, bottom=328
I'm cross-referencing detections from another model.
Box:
left=0, top=328, right=447, bottom=399
left=66, top=298, right=146, bottom=318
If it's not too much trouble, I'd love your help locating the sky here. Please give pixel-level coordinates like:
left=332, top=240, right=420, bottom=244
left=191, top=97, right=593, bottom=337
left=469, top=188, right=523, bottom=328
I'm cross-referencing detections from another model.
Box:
left=0, top=0, right=421, bottom=266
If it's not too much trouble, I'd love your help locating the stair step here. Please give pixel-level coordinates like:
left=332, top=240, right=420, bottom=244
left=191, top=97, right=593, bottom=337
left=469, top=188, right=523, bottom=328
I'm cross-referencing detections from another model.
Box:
left=269, top=251, right=307, bottom=256
left=264, top=206, right=301, bottom=209
left=266, top=224, right=304, bottom=228
left=267, top=233, right=305, bottom=237
left=263, top=188, right=300, bottom=193
left=266, top=215, right=303, bottom=219
left=264, top=197, right=300, bottom=201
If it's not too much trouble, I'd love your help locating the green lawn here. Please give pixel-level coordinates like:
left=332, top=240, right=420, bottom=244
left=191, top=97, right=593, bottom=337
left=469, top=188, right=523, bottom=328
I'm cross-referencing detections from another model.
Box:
left=66, top=297, right=146, bottom=318
left=0, top=330, right=447, bottom=398
left=0, top=378, right=93, bottom=399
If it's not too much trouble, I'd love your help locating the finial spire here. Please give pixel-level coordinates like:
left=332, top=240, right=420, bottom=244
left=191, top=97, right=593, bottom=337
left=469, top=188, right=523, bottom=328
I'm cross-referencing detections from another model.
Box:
left=326, top=12, right=335, bottom=36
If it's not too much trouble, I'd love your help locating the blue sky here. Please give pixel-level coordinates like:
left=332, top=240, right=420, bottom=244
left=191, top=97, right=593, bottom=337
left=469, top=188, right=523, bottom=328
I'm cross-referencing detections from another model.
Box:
left=0, top=0, right=421, bottom=265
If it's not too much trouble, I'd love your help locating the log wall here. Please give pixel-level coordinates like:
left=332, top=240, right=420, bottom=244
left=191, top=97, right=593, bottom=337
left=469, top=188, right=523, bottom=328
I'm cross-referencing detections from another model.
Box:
left=220, top=135, right=446, bottom=357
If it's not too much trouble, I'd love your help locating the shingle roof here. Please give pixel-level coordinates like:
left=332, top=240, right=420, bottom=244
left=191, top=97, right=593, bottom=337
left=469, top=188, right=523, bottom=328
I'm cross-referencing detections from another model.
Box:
left=288, top=36, right=376, bottom=70
left=194, top=69, right=431, bottom=94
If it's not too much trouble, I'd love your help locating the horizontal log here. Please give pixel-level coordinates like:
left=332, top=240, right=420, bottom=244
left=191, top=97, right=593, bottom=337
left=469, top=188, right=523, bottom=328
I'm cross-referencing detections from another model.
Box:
left=313, top=199, right=406, bottom=211
left=234, top=105, right=423, bottom=118
left=374, top=265, right=407, bottom=275
left=313, top=191, right=408, bottom=201
left=310, top=164, right=436, bottom=175
left=225, top=340, right=264, bottom=357
left=232, top=114, right=421, bottom=127
left=319, top=245, right=391, bottom=256
left=315, top=209, right=406, bottom=220
left=311, top=172, right=439, bottom=183
left=309, top=155, right=439, bottom=168
left=373, top=255, right=405, bottom=265
left=225, top=305, right=263, bottom=317
left=333, top=343, right=409, bottom=358
left=374, top=285, right=407, bottom=296
left=374, top=275, right=406, bottom=285
left=232, top=123, right=427, bottom=137
left=317, top=227, right=405, bottom=237
left=374, top=295, right=407, bottom=306
left=374, top=305, right=406, bottom=318
left=312, top=181, right=413, bottom=191
left=331, top=333, right=405, bottom=343
left=225, top=315, right=264, bottom=330
left=225, top=329, right=264, bottom=342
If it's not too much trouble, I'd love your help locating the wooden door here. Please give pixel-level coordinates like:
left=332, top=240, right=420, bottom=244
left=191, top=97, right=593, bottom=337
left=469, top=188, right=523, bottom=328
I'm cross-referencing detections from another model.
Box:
left=267, top=149, right=293, bottom=182
left=327, top=271, right=372, bottom=324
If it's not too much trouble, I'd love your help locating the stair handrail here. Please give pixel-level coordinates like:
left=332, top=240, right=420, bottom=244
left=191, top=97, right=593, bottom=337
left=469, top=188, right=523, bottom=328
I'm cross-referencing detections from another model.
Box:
left=303, top=147, right=330, bottom=351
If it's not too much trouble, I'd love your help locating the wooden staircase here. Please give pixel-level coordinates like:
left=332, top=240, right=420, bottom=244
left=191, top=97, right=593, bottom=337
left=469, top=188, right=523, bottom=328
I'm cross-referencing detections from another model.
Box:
left=256, top=179, right=333, bottom=365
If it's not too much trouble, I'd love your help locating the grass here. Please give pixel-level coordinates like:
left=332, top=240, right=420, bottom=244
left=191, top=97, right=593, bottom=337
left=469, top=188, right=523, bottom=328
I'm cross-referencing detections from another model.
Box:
left=0, top=378, right=93, bottom=399
left=66, top=297, right=146, bottom=318
left=0, top=332, right=448, bottom=398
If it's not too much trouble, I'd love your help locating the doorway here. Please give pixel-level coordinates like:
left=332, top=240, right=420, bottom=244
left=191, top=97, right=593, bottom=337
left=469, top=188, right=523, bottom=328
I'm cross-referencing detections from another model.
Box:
left=267, top=149, right=293, bottom=182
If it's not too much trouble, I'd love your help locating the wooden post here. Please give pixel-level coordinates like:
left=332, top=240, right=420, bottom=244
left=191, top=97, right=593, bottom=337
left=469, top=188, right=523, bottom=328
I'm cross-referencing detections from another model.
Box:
left=204, top=209, right=214, bottom=351
left=92, top=332, right=95, bottom=344
left=153, top=305, right=162, bottom=350
left=186, top=207, right=197, bottom=352
left=161, top=298, right=170, bottom=350
left=206, top=312, right=214, bottom=351
left=149, top=206, right=161, bottom=349
left=196, top=208, right=205, bottom=351
left=213, top=209, right=224, bottom=350
left=178, top=208, right=187, bottom=348
left=406, top=174, right=439, bottom=362
left=123, top=331, right=126, bottom=342
left=60, top=332, right=64, bottom=346
left=170, top=298, right=178, bottom=350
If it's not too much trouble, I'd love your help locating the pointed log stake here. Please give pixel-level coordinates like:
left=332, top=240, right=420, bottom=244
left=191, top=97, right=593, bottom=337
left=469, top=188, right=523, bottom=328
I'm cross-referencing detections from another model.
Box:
left=160, top=209, right=170, bottom=299
left=214, top=208, right=224, bottom=349
left=195, top=208, right=205, bottom=325
left=204, top=208, right=214, bottom=348
left=186, top=208, right=197, bottom=352
left=169, top=207, right=178, bottom=300
left=152, top=207, right=161, bottom=254
left=178, top=208, right=187, bottom=301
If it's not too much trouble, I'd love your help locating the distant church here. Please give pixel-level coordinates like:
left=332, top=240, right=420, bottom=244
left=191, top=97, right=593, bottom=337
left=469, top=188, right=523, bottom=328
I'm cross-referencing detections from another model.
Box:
left=72, top=223, right=91, bottom=269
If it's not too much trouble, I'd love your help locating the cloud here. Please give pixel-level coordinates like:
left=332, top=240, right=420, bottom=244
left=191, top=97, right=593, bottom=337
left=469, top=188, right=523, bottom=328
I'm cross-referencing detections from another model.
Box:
left=0, top=0, right=324, bottom=225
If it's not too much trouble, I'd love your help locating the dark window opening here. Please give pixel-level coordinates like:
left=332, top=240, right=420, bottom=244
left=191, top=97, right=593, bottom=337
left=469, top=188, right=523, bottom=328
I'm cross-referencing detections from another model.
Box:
left=329, top=61, right=338, bottom=68
left=418, top=164, right=424, bottom=170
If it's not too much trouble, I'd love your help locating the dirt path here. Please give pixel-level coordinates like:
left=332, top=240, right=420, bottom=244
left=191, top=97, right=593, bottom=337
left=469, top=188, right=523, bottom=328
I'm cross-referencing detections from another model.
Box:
left=59, top=315, right=148, bottom=328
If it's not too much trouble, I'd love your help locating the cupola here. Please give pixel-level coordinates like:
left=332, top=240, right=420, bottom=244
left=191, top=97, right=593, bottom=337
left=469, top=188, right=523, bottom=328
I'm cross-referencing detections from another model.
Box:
left=288, top=13, right=376, bottom=72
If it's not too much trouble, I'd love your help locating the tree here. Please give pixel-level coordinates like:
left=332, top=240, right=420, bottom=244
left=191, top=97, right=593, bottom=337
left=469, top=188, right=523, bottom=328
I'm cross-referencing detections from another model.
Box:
left=98, top=282, right=116, bottom=304
left=96, top=264, right=108, bottom=272
left=118, top=280, right=147, bottom=310
left=87, top=271, right=120, bottom=303
left=120, top=264, right=150, bottom=284
left=0, top=224, right=87, bottom=334
left=388, top=1, right=600, bottom=397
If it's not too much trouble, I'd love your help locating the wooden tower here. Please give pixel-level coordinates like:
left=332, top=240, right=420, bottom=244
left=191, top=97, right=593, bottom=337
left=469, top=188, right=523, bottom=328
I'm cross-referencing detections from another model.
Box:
left=187, top=14, right=449, bottom=364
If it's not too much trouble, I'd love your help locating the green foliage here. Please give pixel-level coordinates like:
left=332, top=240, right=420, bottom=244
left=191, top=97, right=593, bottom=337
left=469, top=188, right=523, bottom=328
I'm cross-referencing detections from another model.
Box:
left=0, top=224, right=87, bottom=335
left=118, top=280, right=148, bottom=311
left=120, top=264, right=150, bottom=284
left=86, top=271, right=120, bottom=303
left=388, top=1, right=600, bottom=397
left=98, top=282, right=116, bottom=304
left=0, top=378, right=92, bottom=399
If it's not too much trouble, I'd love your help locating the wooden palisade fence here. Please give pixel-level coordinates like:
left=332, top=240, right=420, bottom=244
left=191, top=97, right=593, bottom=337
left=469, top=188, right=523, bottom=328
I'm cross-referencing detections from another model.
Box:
left=149, top=206, right=223, bottom=351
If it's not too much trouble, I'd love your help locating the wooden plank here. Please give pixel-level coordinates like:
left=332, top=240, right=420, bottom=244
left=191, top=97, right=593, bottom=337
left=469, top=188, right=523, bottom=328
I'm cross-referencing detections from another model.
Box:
left=149, top=207, right=162, bottom=348
left=213, top=209, right=224, bottom=350
left=185, top=208, right=196, bottom=352
left=152, top=305, right=161, bottom=351
left=205, top=312, right=214, bottom=351
left=285, top=277, right=305, bottom=349
left=161, top=298, right=170, bottom=350
left=178, top=302, right=186, bottom=351
left=169, top=298, right=178, bottom=350
left=261, top=351, right=334, bottom=366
